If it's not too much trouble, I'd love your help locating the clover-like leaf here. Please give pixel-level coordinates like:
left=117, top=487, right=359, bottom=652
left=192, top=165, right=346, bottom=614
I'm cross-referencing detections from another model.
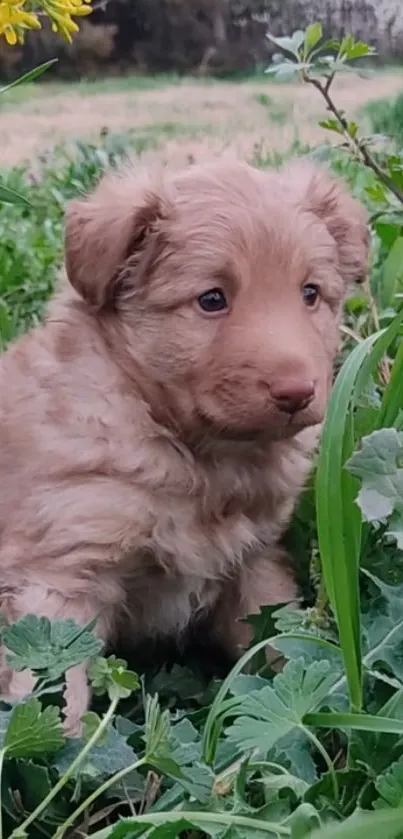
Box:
left=3, top=615, right=103, bottom=681
left=346, top=429, right=403, bottom=547
left=88, top=655, right=140, bottom=700
left=4, top=698, right=65, bottom=758
left=225, top=659, right=337, bottom=754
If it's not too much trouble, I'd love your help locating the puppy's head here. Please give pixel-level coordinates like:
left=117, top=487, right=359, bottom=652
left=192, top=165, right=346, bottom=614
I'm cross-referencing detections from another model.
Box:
left=65, top=158, right=369, bottom=441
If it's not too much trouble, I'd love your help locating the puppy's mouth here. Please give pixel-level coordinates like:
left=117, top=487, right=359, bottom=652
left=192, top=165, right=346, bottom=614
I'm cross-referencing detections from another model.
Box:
left=193, top=404, right=321, bottom=444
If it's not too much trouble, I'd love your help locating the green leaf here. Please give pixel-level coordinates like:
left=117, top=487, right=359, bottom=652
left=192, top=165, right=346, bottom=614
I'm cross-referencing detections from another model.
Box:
left=54, top=724, right=138, bottom=781
left=304, top=711, right=403, bottom=735
left=338, top=36, right=375, bottom=61
left=288, top=802, right=322, bottom=838
left=304, top=23, right=323, bottom=54
left=266, top=30, right=305, bottom=57
left=88, top=810, right=289, bottom=838
left=144, top=693, right=171, bottom=758
left=346, top=429, right=403, bottom=546
left=3, top=615, right=103, bottom=681
left=0, top=59, right=57, bottom=95
left=380, top=237, right=403, bottom=309
left=0, top=183, right=32, bottom=207
left=4, top=698, right=65, bottom=758
left=375, top=757, right=403, bottom=809
left=225, top=659, right=337, bottom=753
left=319, top=119, right=344, bottom=134
left=265, top=61, right=302, bottom=81
left=308, top=808, right=403, bottom=839
left=89, top=655, right=140, bottom=700
left=360, top=570, right=403, bottom=684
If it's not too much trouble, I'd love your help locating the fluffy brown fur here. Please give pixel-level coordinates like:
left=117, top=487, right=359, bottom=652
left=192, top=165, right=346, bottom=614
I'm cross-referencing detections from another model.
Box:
left=0, top=157, right=369, bottom=734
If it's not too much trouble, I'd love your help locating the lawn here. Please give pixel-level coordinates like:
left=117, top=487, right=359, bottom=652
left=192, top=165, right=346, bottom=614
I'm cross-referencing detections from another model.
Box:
left=2, top=53, right=403, bottom=839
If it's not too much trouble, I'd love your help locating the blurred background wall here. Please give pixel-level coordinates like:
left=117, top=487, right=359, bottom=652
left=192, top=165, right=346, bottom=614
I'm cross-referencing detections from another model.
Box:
left=2, top=0, right=403, bottom=81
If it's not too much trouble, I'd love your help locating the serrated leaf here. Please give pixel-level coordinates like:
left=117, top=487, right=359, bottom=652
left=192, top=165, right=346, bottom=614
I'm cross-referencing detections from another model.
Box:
left=225, top=659, right=337, bottom=754
left=375, top=756, right=403, bottom=809
left=3, top=615, right=103, bottom=681
left=346, top=429, right=403, bottom=546
left=144, top=694, right=171, bottom=759
left=4, top=698, right=65, bottom=758
left=360, top=570, right=403, bottom=684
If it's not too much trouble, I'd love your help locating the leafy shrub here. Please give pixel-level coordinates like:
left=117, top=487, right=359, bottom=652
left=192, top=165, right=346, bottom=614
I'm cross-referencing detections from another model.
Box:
left=366, top=93, right=403, bottom=148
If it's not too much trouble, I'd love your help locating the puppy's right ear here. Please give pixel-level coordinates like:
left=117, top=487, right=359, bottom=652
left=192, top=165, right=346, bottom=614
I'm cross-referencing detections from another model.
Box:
left=65, top=167, right=173, bottom=310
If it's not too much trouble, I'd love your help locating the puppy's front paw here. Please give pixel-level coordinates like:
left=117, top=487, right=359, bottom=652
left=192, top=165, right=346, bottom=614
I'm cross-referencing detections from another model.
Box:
left=63, top=663, right=90, bottom=739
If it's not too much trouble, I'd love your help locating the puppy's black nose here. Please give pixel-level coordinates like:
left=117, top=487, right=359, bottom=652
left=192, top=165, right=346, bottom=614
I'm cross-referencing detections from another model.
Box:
left=270, top=378, right=315, bottom=414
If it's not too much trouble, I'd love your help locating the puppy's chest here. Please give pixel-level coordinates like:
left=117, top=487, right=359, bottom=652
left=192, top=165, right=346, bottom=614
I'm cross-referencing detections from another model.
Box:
left=144, top=469, right=280, bottom=581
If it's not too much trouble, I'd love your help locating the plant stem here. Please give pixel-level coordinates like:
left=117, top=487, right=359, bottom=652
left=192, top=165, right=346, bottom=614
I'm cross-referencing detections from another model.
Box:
left=54, top=755, right=147, bottom=839
left=87, top=809, right=292, bottom=839
left=9, top=696, right=120, bottom=839
left=303, top=725, right=339, bottom=801
left=303, top=72, right=403, bottom=205
left=0, top=749, right=6, bottom=839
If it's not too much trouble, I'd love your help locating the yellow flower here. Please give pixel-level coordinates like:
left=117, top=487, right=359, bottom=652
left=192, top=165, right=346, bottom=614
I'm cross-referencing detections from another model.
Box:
left=41, top=0, right=93, bottom=43
left=0, top=0, right=93, bottom=44
left=0, top=0, right=41, bottom=46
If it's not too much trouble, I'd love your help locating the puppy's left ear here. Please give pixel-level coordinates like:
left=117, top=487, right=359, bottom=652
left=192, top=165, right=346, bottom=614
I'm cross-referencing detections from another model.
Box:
left=282, top=161, right=370, bottom=285
left=65, top=166, right=173, bottom=310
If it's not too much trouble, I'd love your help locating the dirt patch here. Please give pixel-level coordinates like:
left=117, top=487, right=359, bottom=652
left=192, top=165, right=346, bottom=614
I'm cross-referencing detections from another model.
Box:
left=0, top=72, right=401, bottom=167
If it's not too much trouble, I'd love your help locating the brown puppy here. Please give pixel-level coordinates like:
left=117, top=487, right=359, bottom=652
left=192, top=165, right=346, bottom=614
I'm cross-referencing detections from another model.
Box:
left=0, top=158, right=369, bottom=733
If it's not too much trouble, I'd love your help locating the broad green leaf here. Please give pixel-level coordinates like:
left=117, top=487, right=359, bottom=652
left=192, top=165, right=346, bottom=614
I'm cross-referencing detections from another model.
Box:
left=3, top=614, right=103, bottom=681
left=265, top=61, right=302, bottom=80
left=316, top=333, right=381, bottom=711
left=361, top=570, right=403, bottom=683
left=304, top=23, right=323, bottom=54
left=338, top=36, right=375, bottom=61
left=151, top=754, right=214, bottom=804
left=225, top=659, right=337, bottom=753
left=4, top=698, right=65, bottom=757
left=375, top=757, right=403, bottom=809
left=379, top=237, right=403, bottom=309
left=346, top=430, right=403, bottom=546
left=288, top=802, right=321, bottom=838
left=309, top=808, right=403, bottom=839
left=266, top=30, right=305, bottom=57
left=54, top=724, right=138, bottom=780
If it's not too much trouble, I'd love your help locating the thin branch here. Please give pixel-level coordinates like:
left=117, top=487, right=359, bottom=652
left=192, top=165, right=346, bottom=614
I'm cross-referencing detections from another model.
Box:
left=302, top=71, right=403, bottom=206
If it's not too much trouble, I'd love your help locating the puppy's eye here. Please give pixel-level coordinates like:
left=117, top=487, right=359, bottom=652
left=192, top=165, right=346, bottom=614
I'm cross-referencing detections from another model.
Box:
left=302, top=283, right=320, bottom=308
left=198, top=288, right=228, bottom=314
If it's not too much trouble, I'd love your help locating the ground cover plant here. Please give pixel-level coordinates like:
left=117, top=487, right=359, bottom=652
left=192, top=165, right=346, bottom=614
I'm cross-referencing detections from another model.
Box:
left=2, top=22, right=403, bottom=839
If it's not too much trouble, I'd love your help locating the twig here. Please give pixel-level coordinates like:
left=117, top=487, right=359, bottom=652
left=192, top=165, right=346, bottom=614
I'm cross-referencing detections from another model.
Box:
left=302, top=71, right=403, bottom=206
